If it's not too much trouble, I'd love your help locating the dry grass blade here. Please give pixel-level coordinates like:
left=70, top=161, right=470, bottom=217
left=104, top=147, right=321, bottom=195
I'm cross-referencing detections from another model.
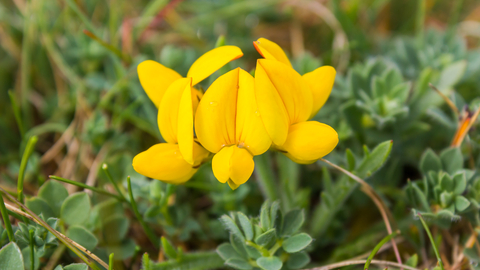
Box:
left=320, top=158, right=403, bottom=268
left=305, top=259, right=419, bottom=270
left=0, top=188, right=110, bottom=270
left=429, top=83, right=459, bottom=116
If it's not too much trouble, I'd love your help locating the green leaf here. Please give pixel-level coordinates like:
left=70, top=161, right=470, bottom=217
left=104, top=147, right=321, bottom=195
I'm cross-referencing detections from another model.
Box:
left=405, top=254, right=418, bottom=267
left=282, top=233, right=312, bottom=253
left=356, top=140, right=393, bottom=178
left=217, top=243, right=242, bottom=261
left=455, top=196, right=471, bottom=212
left=440, top=148, right=463, bottom=175
left=440, top=173, right=454, bottom=191
left=269, top=201, right=280, bottom=228
left=256, top=256, right=283, bottom=270
left=161, top=237, right=178, bottom=260
left=245, top=245, right=262, bottom=259
left=420, top=149, right=442, bottom=174
left=286, top=252, right=310, bottom=269
left=26, top=197, right=55, bottom=219
left=236, top=212, right=253, bottom=241
left=440, top=191, right=454, bottom=208
left=437, top=60, right=467, bottom=90
left=281, top=209, right=304, bottom=237
left=346, top=149, right=356, bottom=171
left=0, top=242, right=24, bottom=270
left=255, top=229, right=276, bottom=247
left=64, top=264, right=89, bottom=270
left=102, top=215, right=129, bottom=243
left=66, top=225, right=98, bottom=252
left=260, top=200, right=271, bottom=230
left=225, top=258, right=253, bottom=270
left=452, top=172, right=467, bottom=195
left=38, top=180, right=69, bottom=216
left=60, top=192, right=91, bottom=226
left=230, top=234, right=248, bottom=259
left=220, top=215, right=245, bottom=241
left=54, top=266, right=64, bottom=270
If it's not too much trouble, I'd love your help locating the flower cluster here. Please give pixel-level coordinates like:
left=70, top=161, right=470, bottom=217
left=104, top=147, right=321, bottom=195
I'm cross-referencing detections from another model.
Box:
left=133, top=38, right=338, bottom=189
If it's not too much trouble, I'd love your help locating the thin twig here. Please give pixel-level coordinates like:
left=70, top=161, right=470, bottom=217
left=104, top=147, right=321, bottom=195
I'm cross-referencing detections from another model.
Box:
left=321, top=158, right=403, bottom=268
left=429, top=83, right=459, bottom=116
left=1, top=189, right=109, bottom=270
left=305, top=259, right=419, bottom=270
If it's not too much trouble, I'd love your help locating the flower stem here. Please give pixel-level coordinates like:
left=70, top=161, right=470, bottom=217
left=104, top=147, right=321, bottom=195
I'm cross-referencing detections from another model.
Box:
left=49, top=175, right=126, bottom=202
left=127, top=176, right=159, bottom=248
left=364, top=230, right=400, bottom=270
left=102, top=163, right=128, bottom=202
left=417, top=213, right=444, bottom=270
left=254, top=153, right=279, bottom=201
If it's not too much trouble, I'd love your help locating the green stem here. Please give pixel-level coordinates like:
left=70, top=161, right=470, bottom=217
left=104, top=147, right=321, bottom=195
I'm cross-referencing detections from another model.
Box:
left=29, top=229, right=35, bottom=270
left=18, top=136, right=38, bottom=204
left=268, top=240, right=283, bottom=256
left=108, top=253, right=114, bottom=270
left=127, top=176, right=159, bottom=248
left=364, top=231, right=400, bottom=270
left=83, top=30, right=132, bottom=64
left=8, top=90, right=25, bottom=138
left=246, top=241, right=269, bottom=257
left=415, top=0, right=426, bottom=48
left=64, top=0, right=99, bottom=36
left=254, top=153, right=279, bottom=201
left=49, top=175, right=126, bottom=202
left=0, top=195, right=14, bottom=242
left=102, top=164, right=127, bottom=202
left=417, top=213, right=444, bottom=270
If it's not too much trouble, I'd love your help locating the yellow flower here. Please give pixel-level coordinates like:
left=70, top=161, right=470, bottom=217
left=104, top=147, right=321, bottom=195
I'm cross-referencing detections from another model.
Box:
left=253, top=38, right=336, bottom=118
left=253, top=38, right=338, bottom=164
left=133, top=46, right=243, bottom=184
left=195, top=68, right=272, bottom=189
left=137, top=46, right=243, bottom=108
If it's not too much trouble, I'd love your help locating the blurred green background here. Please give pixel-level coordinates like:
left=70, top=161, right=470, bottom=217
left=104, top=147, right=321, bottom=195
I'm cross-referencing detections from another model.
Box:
left=1, top=0, right=480, bottom=269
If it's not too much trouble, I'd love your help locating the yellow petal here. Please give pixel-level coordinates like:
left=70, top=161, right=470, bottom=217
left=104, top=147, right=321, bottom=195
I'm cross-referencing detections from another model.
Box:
left=235, top=69, right=272, bottom=155
left=281, top=121, right=338, bottom=162
left=177, top=78, right=195, bottom=164
left=212, top=146, right=254, bottom=187
left=195, top=69, right=238, bottom=153
left=303, top=66, right=336, bottom=118
left=157, top=78, right=191, bottom=143
left=187, top=46, right=243, bottom=86
left=132, top=143, right=197, bottom=184
left=138, top=60, right=182, bottom=108
left=254, top=59, right=312, bottom=145
left=212, top=146, right=235, bottom=183
left=253, top=38, right=292, bottom=67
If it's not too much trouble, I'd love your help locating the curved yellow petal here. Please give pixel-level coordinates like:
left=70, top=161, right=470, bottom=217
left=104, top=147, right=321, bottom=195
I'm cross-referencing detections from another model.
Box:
left=254, top=59, right=312, bottom=145
left=212, top=146, right=235, bottom=183
left=253, top=38, right=292, bottom=67
left=195, top=69, right=238, bottom=153
left=236, top=69, right=272, bottom=155
left=132, top=143, right=197, bottom=184
left=187, top=46, right=243, bottom=86
left=212, top=145, right=254, bottom=188
left=158, top=78, right=191, bottom=143
left=177, top=78, right=196, bottom=164
left=138, top=60, right=182, bottom=108
left=281, top=121, right=338, bottom=162
left=303, top=66, right=336, bottom=119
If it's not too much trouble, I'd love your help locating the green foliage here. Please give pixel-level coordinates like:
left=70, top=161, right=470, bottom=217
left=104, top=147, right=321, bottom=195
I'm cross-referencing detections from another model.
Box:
left=0, top=242, right=24, bottom=270
left=217, top=201, right=311, bottom=270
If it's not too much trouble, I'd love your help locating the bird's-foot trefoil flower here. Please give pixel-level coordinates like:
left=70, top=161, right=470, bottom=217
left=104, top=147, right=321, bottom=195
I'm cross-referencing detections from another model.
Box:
left=253, top=38, right=338, bottom=164
left=195, top=68, right=272, bottom=189
left=253, top=38, right=336, bottom=118
left=137, top=45, right=243, bottom=108
left=133, top=46, right=243, bottom=183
